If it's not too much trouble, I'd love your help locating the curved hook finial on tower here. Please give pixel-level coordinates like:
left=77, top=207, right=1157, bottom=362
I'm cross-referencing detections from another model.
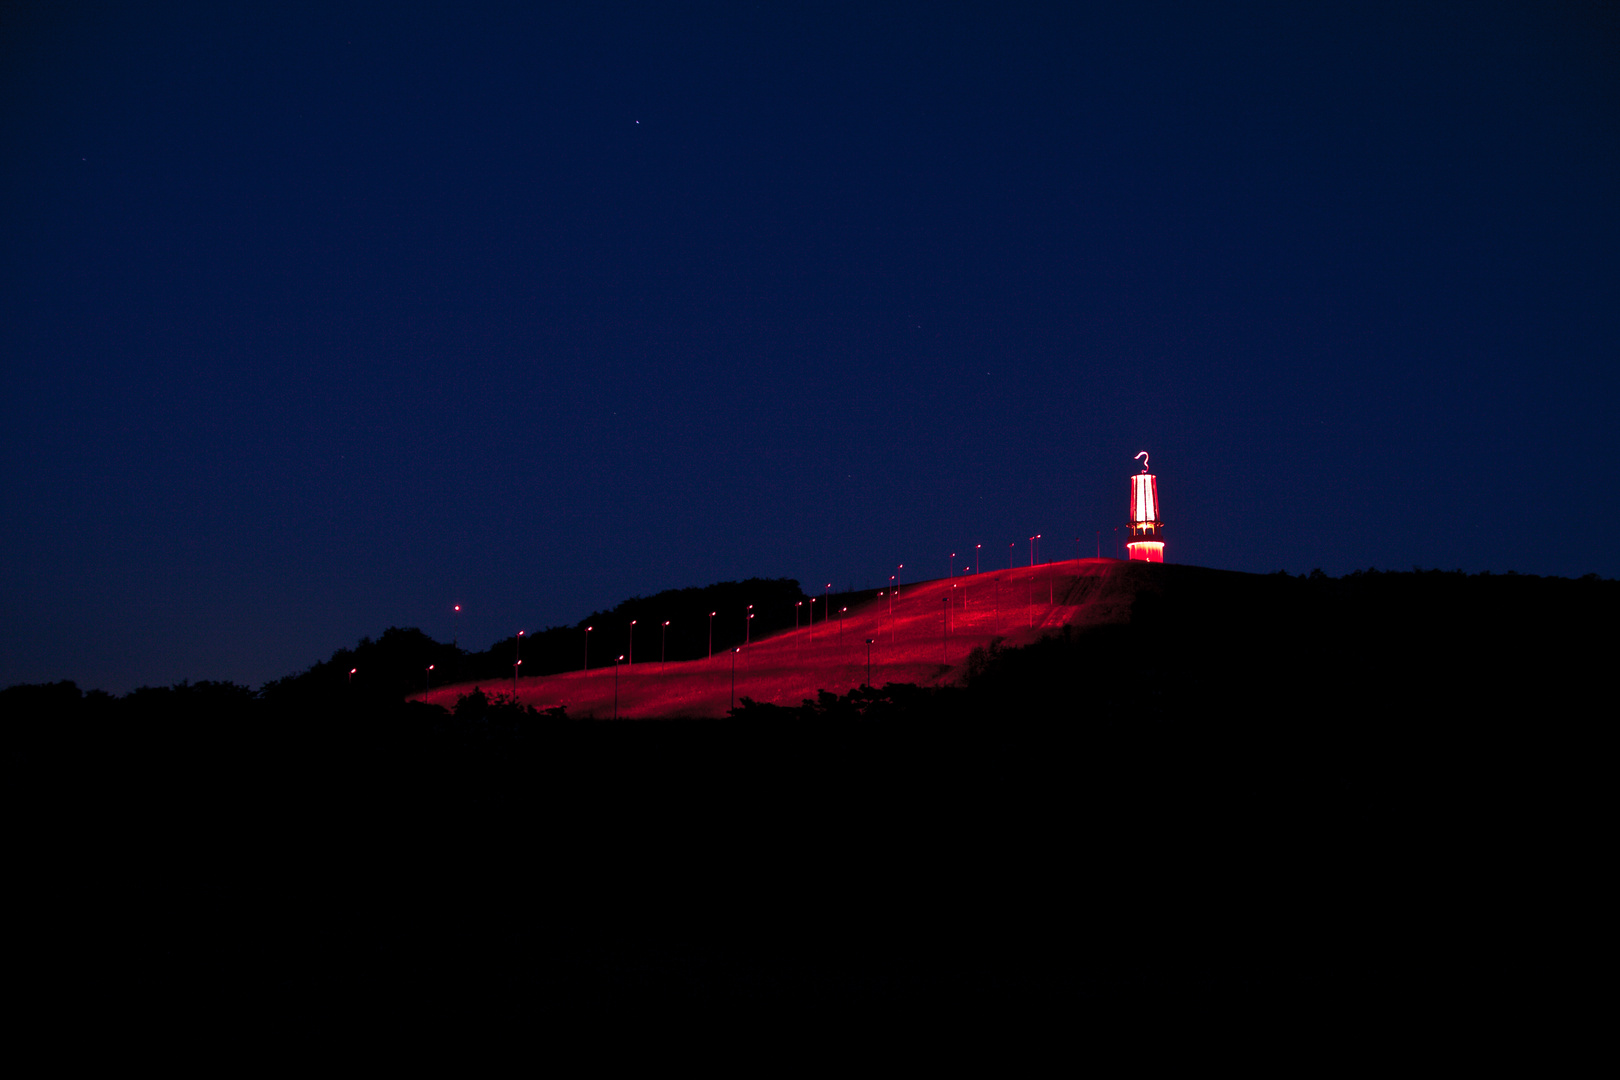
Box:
left=1135, top=451, right=1149, bottom=473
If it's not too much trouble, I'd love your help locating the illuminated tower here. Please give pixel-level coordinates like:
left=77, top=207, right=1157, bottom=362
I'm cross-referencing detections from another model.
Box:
left=1126, top=451, right=1164, bottom=562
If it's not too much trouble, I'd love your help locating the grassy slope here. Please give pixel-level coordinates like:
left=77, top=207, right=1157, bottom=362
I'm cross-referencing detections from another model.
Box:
left=416, top=556, right=1147, bottom=716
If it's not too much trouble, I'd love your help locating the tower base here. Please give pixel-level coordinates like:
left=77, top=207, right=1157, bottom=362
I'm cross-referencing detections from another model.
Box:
left=1126, top=541, right=1164, bottom=563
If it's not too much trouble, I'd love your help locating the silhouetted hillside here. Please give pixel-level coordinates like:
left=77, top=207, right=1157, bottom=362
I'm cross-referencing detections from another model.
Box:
left=8, top=565, right=1610, bottom=1024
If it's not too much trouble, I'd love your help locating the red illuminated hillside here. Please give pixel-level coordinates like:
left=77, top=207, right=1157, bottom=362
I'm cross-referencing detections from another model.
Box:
left=416, top=557, right=1151, bottom=718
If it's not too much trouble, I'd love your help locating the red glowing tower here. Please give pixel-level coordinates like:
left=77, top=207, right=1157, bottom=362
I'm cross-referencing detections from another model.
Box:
left=1126, top=451, right=1165, bottom=562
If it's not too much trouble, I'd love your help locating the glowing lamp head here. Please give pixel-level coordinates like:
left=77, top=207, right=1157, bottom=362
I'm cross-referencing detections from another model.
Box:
left=1130, top=473, right=1159, bottom=524
left=1126, top=452, right=1165, bottom=561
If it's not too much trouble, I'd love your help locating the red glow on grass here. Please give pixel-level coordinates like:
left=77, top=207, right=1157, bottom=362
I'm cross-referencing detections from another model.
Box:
left=416, top=558, right=1152, bottom=719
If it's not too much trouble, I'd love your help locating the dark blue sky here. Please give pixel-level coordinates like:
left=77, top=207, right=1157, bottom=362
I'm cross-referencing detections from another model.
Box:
left=3, top=2, right=1615, bottom=692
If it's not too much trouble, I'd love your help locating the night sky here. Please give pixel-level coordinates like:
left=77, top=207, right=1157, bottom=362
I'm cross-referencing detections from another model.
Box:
left=3, top=2, right=1615, bottom=693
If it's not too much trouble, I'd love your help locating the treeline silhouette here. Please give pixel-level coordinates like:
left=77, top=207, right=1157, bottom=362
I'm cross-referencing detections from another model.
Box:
left=7, top=565, right=1610, bottom=1024
left=459, top=577, right=878, bottom=685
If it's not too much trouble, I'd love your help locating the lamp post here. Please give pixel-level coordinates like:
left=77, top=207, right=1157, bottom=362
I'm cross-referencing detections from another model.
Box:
left=730, top=647, right=741, bottom=711
left=515, top=629, right=524, bottom=680
left=949, top=553, right=956, bottom=579
left=613, top=655, right=624, bottom=719
left=746, top=607, right=754, bottom=646
left=808, top=597, right=815, bottom=644
left=1009, top=542, right=1015, bottom=569
left=425, top=663, right=434, bottom=691
left=796, top=601, right=802, bottom=633
left=513, top=658, right=521, bottom=694
left=583, top=625, right=593, bottom=672
left=896, top=564, right=904, bottom=593
left=975, top=544, right=981, bottom=575
left=824, top=583, right=832, bottom=622
left=628, top=620, right=636, bottom=668
left=865, top=638, right=875, bottom=688
left=348, top=667, right=356, bottom=685
left=452, top=604, right=462, bottom=680
left=840, top=606, right=847, bottom=641
left=708, top=612, right=716, bottom=659
left=661, top=620, right=670, bottom=670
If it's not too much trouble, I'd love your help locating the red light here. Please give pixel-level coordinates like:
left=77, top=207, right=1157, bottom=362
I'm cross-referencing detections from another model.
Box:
left=1126, top=541, right=1165, bottom=563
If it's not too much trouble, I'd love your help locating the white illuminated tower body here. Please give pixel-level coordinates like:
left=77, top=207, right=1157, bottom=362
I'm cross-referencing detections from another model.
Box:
left=1126, top=452, right=1165, bottom=563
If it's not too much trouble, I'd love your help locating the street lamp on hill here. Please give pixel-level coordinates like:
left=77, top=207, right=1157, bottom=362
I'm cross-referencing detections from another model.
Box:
left=613, top=655, right=624, bottom=719
left=583, top=626, right=593, bottom=672
left=662, top=620, right=670, bottom=670
left=730, top=647, right=741, bottom=711
left=708, top=612, right=716, bottom=659
left=628, top=620, right=636, bottom=668
left=865, top=639, right=875, bottom=688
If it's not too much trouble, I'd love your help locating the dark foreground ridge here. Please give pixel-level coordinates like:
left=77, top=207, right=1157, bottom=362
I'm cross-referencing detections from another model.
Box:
left=9, top=565, right=1612, bottom=1024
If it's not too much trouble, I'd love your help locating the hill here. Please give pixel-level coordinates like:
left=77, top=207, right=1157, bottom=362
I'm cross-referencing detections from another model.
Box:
left=8, top=561, right=1610, bottom=1026
left=416, top=556, right=1139, bottom=717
